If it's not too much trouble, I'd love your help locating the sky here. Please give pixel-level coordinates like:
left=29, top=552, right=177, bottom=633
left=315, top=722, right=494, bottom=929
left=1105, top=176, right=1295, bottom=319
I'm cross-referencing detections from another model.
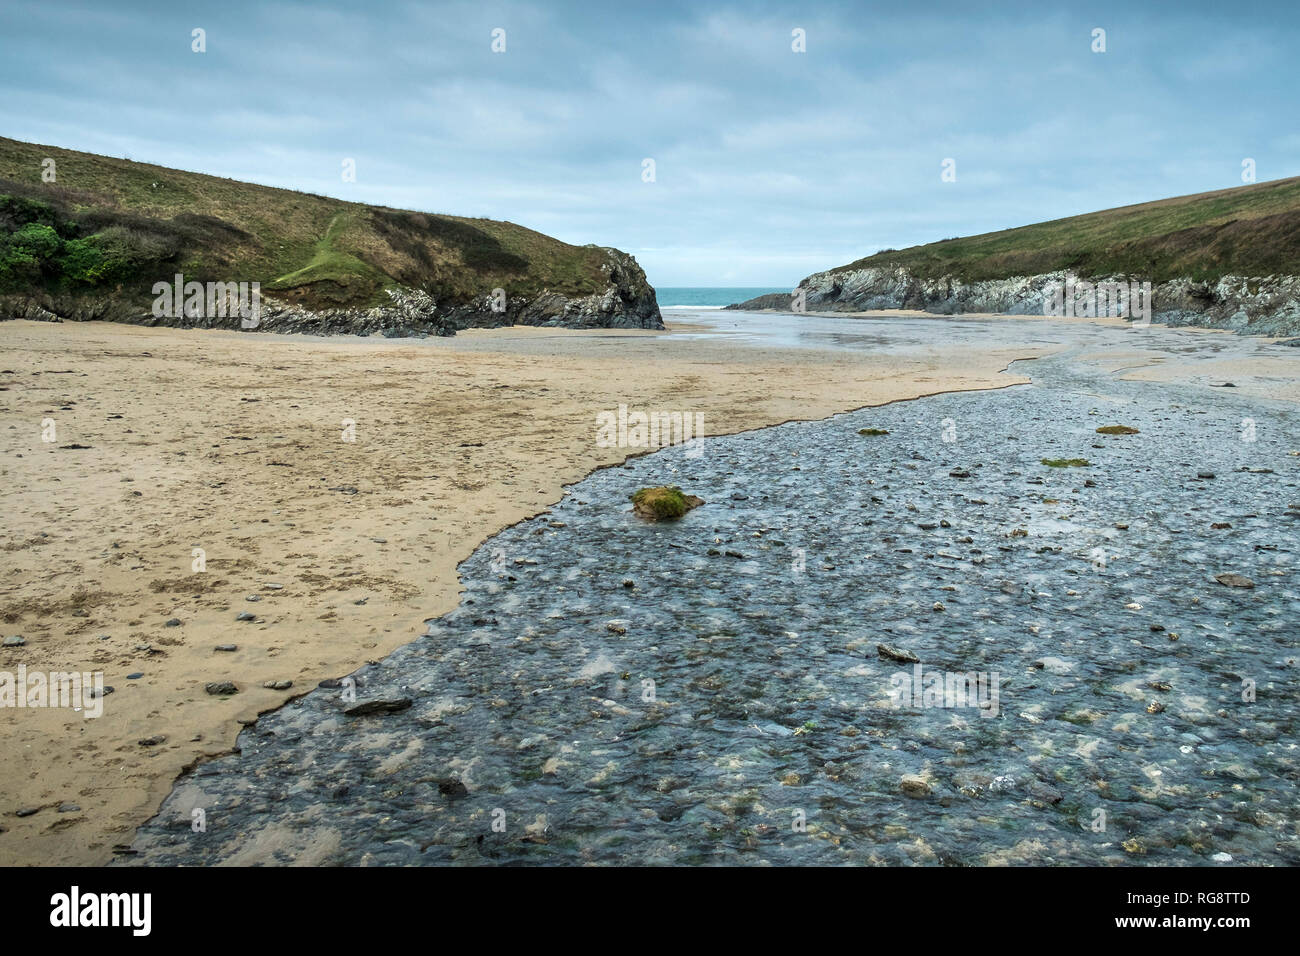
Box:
left=1, top=0, right=1297, bottom=286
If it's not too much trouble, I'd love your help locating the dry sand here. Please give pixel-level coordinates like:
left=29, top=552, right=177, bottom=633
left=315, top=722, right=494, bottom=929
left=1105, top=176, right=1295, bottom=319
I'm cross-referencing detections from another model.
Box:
left=0, top=316, right=1052, bottom=866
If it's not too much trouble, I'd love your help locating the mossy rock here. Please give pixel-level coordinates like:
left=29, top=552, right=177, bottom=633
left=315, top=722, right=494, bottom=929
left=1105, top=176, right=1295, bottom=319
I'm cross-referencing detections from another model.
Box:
left=630, top=486, right=704, bottom=521
left=1096, top=425, right=1140, bottom=435
left=858, top=428, right=890, bottom=436
left=1041, top=458, right=1090, bottom=468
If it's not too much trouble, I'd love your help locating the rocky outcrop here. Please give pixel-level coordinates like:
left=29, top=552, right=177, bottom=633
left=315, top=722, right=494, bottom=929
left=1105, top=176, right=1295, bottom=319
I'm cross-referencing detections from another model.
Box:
left=1, top=248, right=663, bottom=337
left=727, top=266, right=1300, bottom=336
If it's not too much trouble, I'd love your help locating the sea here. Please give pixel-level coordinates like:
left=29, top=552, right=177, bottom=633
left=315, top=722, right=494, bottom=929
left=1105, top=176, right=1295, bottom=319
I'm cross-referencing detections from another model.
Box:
left=655, top=287, right=787, bottom=308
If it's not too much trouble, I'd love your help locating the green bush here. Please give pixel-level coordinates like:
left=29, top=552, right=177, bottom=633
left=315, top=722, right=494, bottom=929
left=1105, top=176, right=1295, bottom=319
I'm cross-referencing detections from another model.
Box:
left=58, top=237, right=108, bottom=285
left=0, top=223, right=61, bottom=288
left=7, top=222, right=61, bottom=259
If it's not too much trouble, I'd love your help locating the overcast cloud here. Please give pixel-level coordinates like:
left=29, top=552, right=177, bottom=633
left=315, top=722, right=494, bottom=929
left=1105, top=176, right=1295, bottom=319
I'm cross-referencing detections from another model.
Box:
left=2, top=0, right=1296, bottom=285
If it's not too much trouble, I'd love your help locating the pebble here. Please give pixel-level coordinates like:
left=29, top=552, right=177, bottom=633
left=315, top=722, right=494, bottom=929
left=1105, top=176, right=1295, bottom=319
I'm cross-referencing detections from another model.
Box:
left=2, top=636, right=26, bottom=647
left=263, top=680, right=294, bottom=690
left=343, top=697, right=412, bottom=717
left=877, top=643, right=920, bottom=664
left=164, top=618, right=181, bottom=627
left=214, top=644, right=238, bottom=652
left=900, top=775, right=932, bottom=798
left=235, top=612, right=257, bottom=621
left=205, top=681, right=238, bottom=695
left=1214, top=573, right=1255, bottom=588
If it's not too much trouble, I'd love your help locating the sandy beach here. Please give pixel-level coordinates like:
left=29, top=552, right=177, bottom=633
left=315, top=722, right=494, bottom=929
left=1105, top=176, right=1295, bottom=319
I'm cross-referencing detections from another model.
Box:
left=0, top=315, right=1053, bottom=866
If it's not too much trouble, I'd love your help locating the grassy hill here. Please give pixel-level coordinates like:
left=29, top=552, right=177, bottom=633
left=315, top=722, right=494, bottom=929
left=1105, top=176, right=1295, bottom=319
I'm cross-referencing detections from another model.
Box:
left=832, top=176, right=1300, bottom=284
left=0, top=136, right=653, bottom=320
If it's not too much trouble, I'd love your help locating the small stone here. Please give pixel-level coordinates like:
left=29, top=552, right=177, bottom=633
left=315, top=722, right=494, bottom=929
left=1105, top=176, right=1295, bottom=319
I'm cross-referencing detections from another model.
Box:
left=437, top=779, right=469, bottom=798
left=1211, top=852, right=1233, bottom=863
left=1210, top=522, right=1231, bottom=529
left=57, top=804, right=80, bottom=813
left=900, top=774, right=932, bottom=798
left=2, top=636, right=26, bottom=647
left=125, top=672, right=143, bottom=680
left=1214, top=573, right=1254, bottom=588
left=1146, top=700, right=1166, bottom=714
left=343, top=697, right=412, bottom=716
left=137, top=735, right=166, bottom=746
left=164, top=618, right=182, bottom=627
left=932, top=602, right=945, bottom=612
left=263, top=680, right=293, bottom=690
left=1028, top=782, right=1063, bottom=805
left=245, top=594, right=261, bottom=602
left=606, top=621, right=627, bottom=635
left=205, top=681, right=238, bottom=695
left=877, top=643, right=920, bottom=664
left=15, top=807, right=41, bottom=818
left=1197, top=471, right=1215, bottom=479
left=621, top=578, right=635, bottom=588
left=214, top=644, right=238, bottom=652
left=235, top=611, right=257, bottom=621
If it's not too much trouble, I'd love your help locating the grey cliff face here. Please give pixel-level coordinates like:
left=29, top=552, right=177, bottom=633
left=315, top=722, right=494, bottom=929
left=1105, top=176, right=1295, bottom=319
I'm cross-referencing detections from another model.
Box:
left=728, top=265, right=1300, bottom=337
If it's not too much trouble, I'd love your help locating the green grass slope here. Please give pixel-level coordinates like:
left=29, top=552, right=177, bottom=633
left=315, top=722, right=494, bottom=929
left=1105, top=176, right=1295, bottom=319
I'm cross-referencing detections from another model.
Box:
left=833, top=177, right=1300, bottom=284
left=0, top=136, right=629, bottom=312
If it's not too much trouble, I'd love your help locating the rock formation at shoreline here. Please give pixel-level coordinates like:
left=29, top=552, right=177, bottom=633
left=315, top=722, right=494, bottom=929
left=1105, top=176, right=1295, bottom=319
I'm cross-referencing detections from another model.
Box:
left=727, top=267, right=1300, bottom=335
left=0, top=136, right=663, bottom=336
